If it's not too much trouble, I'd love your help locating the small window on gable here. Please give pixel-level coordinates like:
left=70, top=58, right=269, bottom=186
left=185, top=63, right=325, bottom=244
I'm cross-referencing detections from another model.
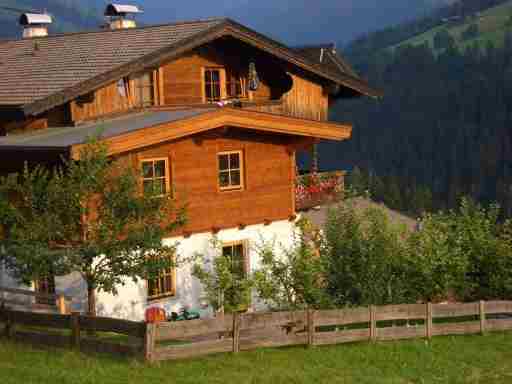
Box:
left=218, top=151, right=243, bottom=191
left=204, top=68, right=222, bottom=102
left=147, top=254, right=176, bottom=300
left=132, top=72, right=154, bottom=107
left=141, top=158, right=170, bottom=197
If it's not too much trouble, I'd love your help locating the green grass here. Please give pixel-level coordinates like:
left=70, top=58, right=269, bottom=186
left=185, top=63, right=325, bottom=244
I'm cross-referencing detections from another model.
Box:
left=2, top=332, right=512, bottom=383
left=390, top=0, right=512, bottom=52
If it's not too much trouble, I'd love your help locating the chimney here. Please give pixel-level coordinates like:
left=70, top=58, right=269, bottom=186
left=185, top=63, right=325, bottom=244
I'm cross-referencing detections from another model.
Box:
left=104, top=3, right=143, bottom=30
left=19, top=13, right=52, bottom=39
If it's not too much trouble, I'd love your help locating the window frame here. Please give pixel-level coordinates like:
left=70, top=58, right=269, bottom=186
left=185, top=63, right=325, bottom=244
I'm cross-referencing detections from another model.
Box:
left=217, top=150, right=244, bottom=191
left=147, top=254, right=177, bottom=301
left=202, top=67, right=226, bottom=103
left=222, top=241, right=249, bottom=278
left=140, top=157, right=171, bottom=198
left=131, top=71, right=155, bottom=108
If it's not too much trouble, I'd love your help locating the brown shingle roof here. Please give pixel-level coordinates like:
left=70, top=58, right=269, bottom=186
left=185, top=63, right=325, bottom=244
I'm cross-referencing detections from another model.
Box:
left=0, top=18, right=225, bottom=107
left=0, top=18, right=381, bottom=116
left=294, top=44, right=360, bottom=78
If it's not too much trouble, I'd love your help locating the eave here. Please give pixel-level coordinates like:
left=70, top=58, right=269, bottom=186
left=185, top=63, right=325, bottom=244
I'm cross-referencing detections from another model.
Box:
left=70, top=108, right=352, bottom=160
left=22, top=19, right=381, bottom=117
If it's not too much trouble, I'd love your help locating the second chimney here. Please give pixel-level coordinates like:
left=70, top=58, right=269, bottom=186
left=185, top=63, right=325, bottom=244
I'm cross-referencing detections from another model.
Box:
left=19, top=13, right=52, bottom=39
left=105, top=4, right=143, bottom=30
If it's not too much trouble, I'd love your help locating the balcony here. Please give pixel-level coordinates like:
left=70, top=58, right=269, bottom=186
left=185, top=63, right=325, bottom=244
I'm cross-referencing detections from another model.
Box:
left=296, top=171, right=345, bottom=211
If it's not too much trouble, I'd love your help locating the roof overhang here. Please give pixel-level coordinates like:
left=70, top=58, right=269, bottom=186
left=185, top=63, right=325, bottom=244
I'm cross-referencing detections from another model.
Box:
left=22, top=19, right=381, bottom=117
left=70, top=107, right=352, bottom=159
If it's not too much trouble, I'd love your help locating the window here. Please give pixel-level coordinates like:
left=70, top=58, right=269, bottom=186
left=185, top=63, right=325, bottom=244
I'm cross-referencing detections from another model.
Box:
left=222, top=242, right=249, bottom=311
left=34, top=275, right=56, bottom=306
left=132, top=72, right=154, bottom=107
left=204, top=68, right=222, bottom=102
left=222, top=242, right=247, bottom=278
left=147, top=255, right=176, bottom=300
left=226, top=72, right=246, bottom=99
left=141, top=158, right=170, bottom=197
left=218, top=151, right=243, bottom=191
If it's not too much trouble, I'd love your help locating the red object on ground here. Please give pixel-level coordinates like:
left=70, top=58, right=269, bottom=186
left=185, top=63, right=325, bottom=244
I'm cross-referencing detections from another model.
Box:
left=145, top=307, right=166, bottom=323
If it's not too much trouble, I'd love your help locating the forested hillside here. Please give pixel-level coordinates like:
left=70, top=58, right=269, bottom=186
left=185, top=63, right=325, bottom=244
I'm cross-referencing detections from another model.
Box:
left=325, top=0, right=512, bottom=217
left=0, top=1, right=102, bottom=39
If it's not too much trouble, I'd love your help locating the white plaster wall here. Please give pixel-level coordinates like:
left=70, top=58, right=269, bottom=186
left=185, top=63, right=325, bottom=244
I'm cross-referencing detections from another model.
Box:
left=0, top=219, right=298, bottom=321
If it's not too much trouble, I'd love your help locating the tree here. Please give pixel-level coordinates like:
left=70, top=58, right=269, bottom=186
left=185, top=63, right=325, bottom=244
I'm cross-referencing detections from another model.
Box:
left=462, top=23, right=480, bottom=41
left=0, top=140, right=186, bottom=316
left=192, top=237, right=253, bottom=314
left=253, top=218, right=330, bottom=310
left=434, top=29, right=456, bottom=50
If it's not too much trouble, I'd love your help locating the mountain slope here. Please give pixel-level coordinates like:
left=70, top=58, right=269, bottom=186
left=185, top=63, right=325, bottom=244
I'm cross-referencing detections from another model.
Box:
left=392, top=0, right=512, bottom=51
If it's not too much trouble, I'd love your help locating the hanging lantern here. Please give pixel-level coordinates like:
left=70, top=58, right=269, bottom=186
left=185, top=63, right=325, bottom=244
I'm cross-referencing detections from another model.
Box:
left=248, top=62, right=260, bottom=91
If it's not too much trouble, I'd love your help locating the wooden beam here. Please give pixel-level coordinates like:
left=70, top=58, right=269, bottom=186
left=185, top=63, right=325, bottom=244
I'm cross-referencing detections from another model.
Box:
left=71, top=108, right=352, bottom=159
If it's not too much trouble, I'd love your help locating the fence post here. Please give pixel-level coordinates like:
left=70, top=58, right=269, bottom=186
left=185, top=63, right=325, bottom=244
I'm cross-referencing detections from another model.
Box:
left=4, top=308, right=13, bottom=338
left=57, top=295, right=67, bottom=315
left=426, top=302, right=433, bottom=340
left=307, top=308, right=315, bottom=347
left=71, top=312, right=80, bottom=350
left=232, top=312, right=240, bottom=354
left=479, top=300, right=486, bottom=335
left=370, top=305, right=377, bottom=342
left=144, top=323, right=156, bottom=363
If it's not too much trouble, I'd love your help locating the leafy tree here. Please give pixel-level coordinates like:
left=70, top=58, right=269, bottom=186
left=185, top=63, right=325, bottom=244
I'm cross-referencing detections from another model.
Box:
left=434, top=29, right=456, bottom=50
left=192, top=237, right=253, bottom=313
left=462, top=23, right=480, bottom=41
left=322, top=203, right=411, bottom=306
left=0, top=140, right=186, bottom=316
left=252, top=218, right=330, bottom=310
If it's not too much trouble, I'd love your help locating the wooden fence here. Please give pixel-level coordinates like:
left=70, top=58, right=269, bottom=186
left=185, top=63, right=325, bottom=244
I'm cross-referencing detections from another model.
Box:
left=0, top=286, right=69, bottom=314
left=2, top=300, right=512, bottom=362
left=147, top=300, right=512, bottom=362
left=0, top=307, right=146, bottom=357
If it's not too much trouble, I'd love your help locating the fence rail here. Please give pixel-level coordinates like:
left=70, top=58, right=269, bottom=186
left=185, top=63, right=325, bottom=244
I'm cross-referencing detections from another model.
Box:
left=0, top=286, right=69, bottom=314
left=2, top=300, right=512, bottom=362
left=148, top=300, right=512, bottom=362
left=0, top=307, right=145, bottom=357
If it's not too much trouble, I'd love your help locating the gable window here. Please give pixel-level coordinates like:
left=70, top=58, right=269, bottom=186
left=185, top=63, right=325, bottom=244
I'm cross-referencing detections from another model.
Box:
left=132, top=72, right=154, bottom=107
left=147, top=255, right=176, bottom=300
left=204, top=68, right=222, bottom=102
left=218, top=151, right=243, bottom=191
left=34, top=274, right=56, bottom=306
left=141, top=158, right=170, bottom=197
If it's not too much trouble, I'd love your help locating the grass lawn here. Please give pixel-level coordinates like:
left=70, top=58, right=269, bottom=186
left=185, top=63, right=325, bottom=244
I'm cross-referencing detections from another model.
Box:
left=1, top=332, right=512, bottom=383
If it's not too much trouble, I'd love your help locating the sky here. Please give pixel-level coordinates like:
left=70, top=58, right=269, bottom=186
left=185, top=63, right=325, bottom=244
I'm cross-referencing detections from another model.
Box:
left=126, top=0, right=453, bottom=46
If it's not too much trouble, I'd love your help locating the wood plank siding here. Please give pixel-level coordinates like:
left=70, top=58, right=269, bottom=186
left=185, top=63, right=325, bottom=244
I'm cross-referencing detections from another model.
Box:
left=121, top=128, right=297, bottom=235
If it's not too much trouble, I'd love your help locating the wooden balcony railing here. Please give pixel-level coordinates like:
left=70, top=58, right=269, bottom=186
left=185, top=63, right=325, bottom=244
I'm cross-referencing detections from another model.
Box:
left=296, top=171, right=345, bottom=211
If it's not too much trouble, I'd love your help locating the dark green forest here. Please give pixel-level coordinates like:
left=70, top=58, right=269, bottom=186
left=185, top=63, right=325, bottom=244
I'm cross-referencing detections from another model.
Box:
left=325, top=2, right=512, bottom=217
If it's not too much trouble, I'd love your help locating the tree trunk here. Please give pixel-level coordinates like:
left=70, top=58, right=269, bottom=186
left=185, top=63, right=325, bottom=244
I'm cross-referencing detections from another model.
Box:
left=87, top=284, right=96, bottom=317
left=311, top=144, right=319, bottom=174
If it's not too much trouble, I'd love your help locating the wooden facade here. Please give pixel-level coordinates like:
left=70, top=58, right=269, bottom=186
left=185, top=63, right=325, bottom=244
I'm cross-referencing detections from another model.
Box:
left=121, top=128, right=297, bottom=235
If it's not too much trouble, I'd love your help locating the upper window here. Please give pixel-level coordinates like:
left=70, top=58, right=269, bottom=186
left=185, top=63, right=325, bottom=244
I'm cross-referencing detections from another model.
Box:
left=141, top=158, right=170, bottom=197
left=218, top=151, right=243, bottom=191
left=132, top=72, right=154, bottom=107
left=147, top=254, right=176, bottom=300
left=204, top=68, right=222, bottom=103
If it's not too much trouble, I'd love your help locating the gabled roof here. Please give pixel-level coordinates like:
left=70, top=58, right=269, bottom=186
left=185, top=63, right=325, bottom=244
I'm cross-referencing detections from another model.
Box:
left=293, top=44, right=359, bottom=78
left=0, top=18, right=380, bottom=117
left=0, top=107, right=352, bottom=158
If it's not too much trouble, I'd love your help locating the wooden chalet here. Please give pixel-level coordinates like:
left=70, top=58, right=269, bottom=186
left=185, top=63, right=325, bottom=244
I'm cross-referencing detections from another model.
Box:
left=0, top=9, right=380, bottom=318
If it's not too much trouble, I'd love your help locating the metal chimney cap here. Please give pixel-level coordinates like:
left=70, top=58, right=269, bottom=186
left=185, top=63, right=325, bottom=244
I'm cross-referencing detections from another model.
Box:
left=105, top=4, right=143, bottom=16
left=19, top=13, right=53, bottom=26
